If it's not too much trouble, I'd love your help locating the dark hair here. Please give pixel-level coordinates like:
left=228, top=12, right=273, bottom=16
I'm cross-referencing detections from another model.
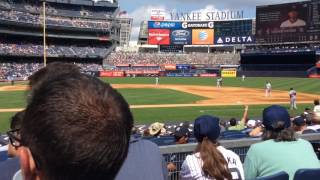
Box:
left=262, top=121, right=296, bottom=142
left=229, top=118, right=237, bottom=126
left=195, top=138, right=232, bottom=180
left=315, top=99, right=320, bottom=106
left=28, top=62, right=80, bottom=102
left=10, top=110, right=25, bottom=130
left=21, top=73, right=133, bottom=180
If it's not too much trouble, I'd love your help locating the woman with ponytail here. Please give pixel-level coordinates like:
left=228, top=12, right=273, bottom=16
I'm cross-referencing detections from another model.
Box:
left=180, top=115, right=244, bottom=180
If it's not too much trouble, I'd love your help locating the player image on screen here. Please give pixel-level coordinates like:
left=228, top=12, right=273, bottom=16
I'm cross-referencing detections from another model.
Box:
left=280, top=5, right=306, bottom=28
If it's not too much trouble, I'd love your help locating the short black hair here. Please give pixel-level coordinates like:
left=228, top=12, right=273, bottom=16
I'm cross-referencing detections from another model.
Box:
left=314, top=99, right=320, bottom=106
left=21, top=73, right=133, bottom=180
left=229, top=118, right=237, bottom=126
left=10, top=110, right=25, bottom=130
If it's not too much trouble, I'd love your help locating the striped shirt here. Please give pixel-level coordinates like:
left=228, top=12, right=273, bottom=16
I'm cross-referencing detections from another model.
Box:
left=180, top=146, right=244, bottom=180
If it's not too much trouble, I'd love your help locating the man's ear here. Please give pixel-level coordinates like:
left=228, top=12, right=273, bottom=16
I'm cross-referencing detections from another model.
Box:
left=19, top=147, right=39, bottom=180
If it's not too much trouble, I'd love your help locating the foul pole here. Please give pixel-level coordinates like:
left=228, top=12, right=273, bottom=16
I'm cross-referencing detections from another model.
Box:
left=43, top=1, right=47, bottom=67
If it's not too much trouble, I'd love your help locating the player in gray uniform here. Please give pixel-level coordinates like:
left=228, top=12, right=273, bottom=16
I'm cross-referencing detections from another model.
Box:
left=217, top=77, right=223, bottom=88
left=289, top=88, right=297, bottom=110
left=265, top=81, right=272, bottom=97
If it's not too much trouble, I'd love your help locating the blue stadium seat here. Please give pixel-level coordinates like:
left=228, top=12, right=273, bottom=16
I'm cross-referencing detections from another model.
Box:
left=293, top=168, right=320, bottom=180
left=0, top=151, right=8, bottom=162
left=254, top=171, right=289, bottom=180
left=149, top=136, right=176, bottom=146
left=221, top=130, right=248, bottom=139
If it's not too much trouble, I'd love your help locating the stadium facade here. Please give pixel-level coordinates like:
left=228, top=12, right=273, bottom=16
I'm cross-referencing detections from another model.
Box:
left=116, top=17, right=133, bottom=47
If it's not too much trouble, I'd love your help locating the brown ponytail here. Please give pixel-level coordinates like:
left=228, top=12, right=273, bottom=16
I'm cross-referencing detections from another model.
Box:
left=195, top=138, right=232, bottom=180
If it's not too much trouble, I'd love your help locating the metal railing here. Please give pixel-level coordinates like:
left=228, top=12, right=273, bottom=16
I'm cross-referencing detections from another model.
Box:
left=160, top=134, right=320, bottom=180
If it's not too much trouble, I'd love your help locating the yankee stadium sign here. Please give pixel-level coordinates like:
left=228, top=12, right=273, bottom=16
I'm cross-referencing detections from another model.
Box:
left=170, top=10, right=244, bottom=21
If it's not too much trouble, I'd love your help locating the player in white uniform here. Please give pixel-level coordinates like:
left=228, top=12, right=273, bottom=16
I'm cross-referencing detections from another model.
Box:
left=265, top=81, right=272, bottom=97
left=242, top=75, right=246, bottom=82
left=217, top=77, right=223, bottom=88
left=289, top=88, right=297, bottom=110
left=155, top=76, right=159, bottom=86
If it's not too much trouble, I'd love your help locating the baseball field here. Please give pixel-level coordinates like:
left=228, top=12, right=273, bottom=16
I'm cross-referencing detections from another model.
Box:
left=0, top=77, right=319, bottom=133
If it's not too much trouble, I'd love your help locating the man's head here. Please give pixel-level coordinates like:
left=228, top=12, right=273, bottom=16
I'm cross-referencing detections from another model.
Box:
left=7, top=110, right=25, bottom=157
left=292, top=116, right=307, bottom=132
left=290, top=88, right=294, bottom=91
left=288, top=6, right=299, bottom=21
left=229, top=118, right=237, bottom=126
left=173, top=125, right=190, bottom=144
left=19, top=72, right=133, bottom=180
left=314, top=99, right=320, bottom=106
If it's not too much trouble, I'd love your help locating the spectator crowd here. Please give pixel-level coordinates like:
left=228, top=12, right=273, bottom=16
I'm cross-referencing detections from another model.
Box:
left=0, top=43, right=107, bottom=58
left=106, top=52, right=241, bottom=66
left=0, top=9, right=111, bottom=29
left=0, top=62, right=102, bottom=80
left=0, top=63, right=319, bottom=180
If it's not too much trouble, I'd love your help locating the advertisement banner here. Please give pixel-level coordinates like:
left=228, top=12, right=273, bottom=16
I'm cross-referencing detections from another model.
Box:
left=215, top=35, right=255, bottom=44
left=199, top=74, right=217, bottom=77
left=182, top=21, right=214, bottom=29
left=151, top=9, right=165, bottom=21
left=192, top=29, right=214, bottom=45
left=170, top=29, right=192, bottom=45
left=100, top=71, right=124, bottom=77
left=148, top=21, right=182, bottom=29
left=148, top=29, right=170, bottom=45
left=221, top=70, right=237, bottom=78
left=164, top=64, right=177, bottom=70
left=176, top=64, right=191, bottom=70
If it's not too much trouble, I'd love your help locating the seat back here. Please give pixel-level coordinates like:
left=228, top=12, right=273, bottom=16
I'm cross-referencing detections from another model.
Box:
left=254, top=171, right=289, bottom=180
left=0, top=151, right=8, bottom=162
left=293, top=168, right=320, bottom=180
left=221, top=130, right=248, bottom=139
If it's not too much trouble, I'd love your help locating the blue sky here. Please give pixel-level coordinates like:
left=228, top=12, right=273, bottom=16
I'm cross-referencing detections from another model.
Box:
left=117, top=0, right=302, bottom=43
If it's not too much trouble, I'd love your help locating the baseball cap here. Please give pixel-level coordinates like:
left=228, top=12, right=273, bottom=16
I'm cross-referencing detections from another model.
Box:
left=247, top=120, right=256, bottom=128
left=148, top=122, right=164, bottom=136
left=174, top=126, right=190, bottom=138
left=262, top=105, right=291, bottom=131
left=293, top=117, right=306, bottom=126
left=194, top=115, right=221, bottom=142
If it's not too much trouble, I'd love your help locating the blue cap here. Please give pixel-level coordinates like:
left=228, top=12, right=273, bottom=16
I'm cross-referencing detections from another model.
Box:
left=194, top=115, right=221, bottom=142
left=293, top=117, right=306, bottom=126
left=263, top=105, right=291, bottom=131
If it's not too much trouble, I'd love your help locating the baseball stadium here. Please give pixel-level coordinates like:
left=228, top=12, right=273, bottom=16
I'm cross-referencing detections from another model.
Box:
left=0, top=0, right=320, bottom=180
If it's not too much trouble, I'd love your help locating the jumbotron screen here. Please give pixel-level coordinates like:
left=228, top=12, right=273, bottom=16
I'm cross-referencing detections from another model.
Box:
left=256, top=0, right=320, bottom=43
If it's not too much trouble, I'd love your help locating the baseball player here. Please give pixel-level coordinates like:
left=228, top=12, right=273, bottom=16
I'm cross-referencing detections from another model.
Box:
left=217, top=77, right=223, bottom=88
left=289, top=88, right=297, bottom=110
left=242, top=75, right=246, bottom=82
left=265, top=81, right=272, bottom=97
left=155, top=76, right=159, bottom=86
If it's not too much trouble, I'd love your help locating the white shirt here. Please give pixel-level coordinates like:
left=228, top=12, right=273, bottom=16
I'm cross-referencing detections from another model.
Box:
left=280, top=19, right=306, bottom=28
left=289, top=90, right=297, bottom=99
left=180, top=146, right=244, bottom=180
left=314, top=105, right=320, bottom=113
left=266, top=83, right=271, bottom=90
left=307, top=125, right=320, bottom=131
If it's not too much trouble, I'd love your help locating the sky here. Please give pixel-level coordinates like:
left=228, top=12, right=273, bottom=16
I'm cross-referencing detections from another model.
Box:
left=117, top=0, right=303, bottom=43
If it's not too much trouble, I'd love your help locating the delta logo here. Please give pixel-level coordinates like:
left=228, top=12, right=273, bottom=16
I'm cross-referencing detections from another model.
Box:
left=216, top=36, right=254, bottom=44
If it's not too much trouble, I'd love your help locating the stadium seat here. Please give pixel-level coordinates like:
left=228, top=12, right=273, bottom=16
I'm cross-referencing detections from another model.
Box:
left=0, top=151, right=8, bottom=162
left=149, top=136, right=176, bottom=146
left=221, top=130, right=248, bottom=139
left=253, top=171, right=289, bottom=180
left=293, top=168, right=320, bottom=180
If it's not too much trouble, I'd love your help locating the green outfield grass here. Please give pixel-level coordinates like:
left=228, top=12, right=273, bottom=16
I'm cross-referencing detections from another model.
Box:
left=0, top=103, right=311, bottom=133
left=0, top=88, right=206, bottom=109
left=103, top=77, right=320, bottom=95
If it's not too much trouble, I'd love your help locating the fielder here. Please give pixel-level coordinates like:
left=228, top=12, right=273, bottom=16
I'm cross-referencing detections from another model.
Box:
left=155, top=76, right=159, bottom=86
left=289, top=88, right=297, bottom=110
left=265, top=81, right=272, bottom=97
left=217, top=77, right=223, bottom=88
left=242, top=75, right=246, bottom=82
